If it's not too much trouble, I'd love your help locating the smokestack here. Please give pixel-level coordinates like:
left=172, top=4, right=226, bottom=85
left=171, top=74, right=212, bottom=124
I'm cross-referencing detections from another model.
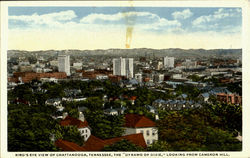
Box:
left=124, top=1, right=136, bottom=49
left=126, top=27, right=133, bottom=48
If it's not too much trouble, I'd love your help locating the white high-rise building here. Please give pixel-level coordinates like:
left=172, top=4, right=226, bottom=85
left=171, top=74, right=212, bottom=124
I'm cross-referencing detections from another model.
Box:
left=164, top=56, right=175, bottom=68
left=58, top=55, right=70, bottom=76
left=113, top=57, right=134, bottom=78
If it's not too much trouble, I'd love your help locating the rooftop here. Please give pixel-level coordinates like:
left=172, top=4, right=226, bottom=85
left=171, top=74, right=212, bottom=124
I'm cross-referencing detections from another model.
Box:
left=60, top=116, right=88, bottom=128
left=125, top=114, right=156, bottom=128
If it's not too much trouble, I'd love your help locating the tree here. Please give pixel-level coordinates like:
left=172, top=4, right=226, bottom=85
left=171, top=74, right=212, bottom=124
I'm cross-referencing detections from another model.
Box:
left=55, top=125, right=84, bottom=146
left=187, top=74, right=201, bottom=82
left=102, top=139, right=144, bottom=151
left=84, top=110, right=125, bottom=139
left=157, top=109, right=241, bottom=151
left=147, top=141, right=171, bottom=151
left=8, top=104, right=58, bottom=151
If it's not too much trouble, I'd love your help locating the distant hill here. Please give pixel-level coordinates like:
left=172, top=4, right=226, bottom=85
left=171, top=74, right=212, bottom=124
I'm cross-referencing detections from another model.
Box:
left=7, top=48, right=242, bottom=59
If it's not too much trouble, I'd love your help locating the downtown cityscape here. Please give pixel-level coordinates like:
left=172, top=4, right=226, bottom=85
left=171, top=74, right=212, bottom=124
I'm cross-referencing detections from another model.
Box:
left=7, top=48, right=242, bottom=151
left=6, top=6, right=243, bottom=153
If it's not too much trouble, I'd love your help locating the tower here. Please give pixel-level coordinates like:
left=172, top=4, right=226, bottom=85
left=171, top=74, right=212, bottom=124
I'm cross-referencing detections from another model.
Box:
left=58, top=55, right=70, bottom=76
left=113, top=57, right=133, bottom=78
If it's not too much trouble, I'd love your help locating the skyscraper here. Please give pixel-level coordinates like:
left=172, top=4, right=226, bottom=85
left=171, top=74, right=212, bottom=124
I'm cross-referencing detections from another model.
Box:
left=113, top=57, right=133, bottom=78
left=164, top=56, right=175, bottom=68
left=58, top=55, right=70, bottom=76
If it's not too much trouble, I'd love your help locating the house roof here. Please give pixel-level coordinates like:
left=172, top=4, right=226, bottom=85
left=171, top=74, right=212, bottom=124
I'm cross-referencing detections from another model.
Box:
left=55, top=133, right=146, bottom=151
left=128, top=96, right=137, bottom=101
left=55, top=139, right=86, bottom=151
left=125, top=114, right=156, bottom=128
left=82, top=135, right=106, bottom=151
left=201, top=92, right=210, bottom=98
left=60, top=116, right=88, bottom=128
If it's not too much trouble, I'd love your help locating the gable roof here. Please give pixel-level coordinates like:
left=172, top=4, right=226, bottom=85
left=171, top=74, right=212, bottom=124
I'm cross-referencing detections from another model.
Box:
left=82, top=135, right=106, bottom=151
left=60, top=116, right=88, bottom=128
left=55, top=139, right=86, bottom=151
left=125, top=114, right=156, bottom=128
left=55, top=133, right=146, bottom=151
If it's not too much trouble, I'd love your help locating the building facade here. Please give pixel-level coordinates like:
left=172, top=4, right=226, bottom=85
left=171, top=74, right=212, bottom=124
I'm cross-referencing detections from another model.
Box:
left=58, top=55, right=70, bottom=76
left=113, top=57, right=134, bottom=78
left=164, top=56, right=175, bottom=68
left=123, top=114, right=158, bottom=146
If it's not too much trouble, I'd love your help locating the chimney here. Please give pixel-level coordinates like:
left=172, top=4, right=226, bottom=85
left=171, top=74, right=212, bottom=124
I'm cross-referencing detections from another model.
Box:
left=62, top=112, right=68, bottom=119
left=79, top=112, right=85, bottom=122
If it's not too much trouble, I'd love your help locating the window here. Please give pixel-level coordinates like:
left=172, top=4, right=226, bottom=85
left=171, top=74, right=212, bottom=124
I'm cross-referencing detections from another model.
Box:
left=86, top=129, right=88, bottom=133
left=147, top=140, right=150, bottom=145
left=152, top=131, right=155, bottom=136
left=146, top=130, right=150, bottom=136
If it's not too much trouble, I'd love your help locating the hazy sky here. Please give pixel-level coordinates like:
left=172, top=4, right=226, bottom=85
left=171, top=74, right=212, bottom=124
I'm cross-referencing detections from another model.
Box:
left=8, top=7, right=242, bottom=50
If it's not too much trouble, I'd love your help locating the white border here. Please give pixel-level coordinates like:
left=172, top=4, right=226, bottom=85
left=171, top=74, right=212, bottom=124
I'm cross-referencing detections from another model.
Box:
left=1, top=1, right=250, bottom=158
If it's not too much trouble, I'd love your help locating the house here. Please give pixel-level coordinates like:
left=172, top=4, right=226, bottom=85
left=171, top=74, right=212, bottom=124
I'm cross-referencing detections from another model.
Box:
left=116, top=106, right=127, bottom=115
left=60, top=112, right=91, bottom=141
left=45, top=98, right=61, bottom=106
left=103, top=107, right=119, bottom=116
left=78, top=106, right=88, bottom=113
left=199, top=93, right=210, bottom=102
left=128, top=96, right=137, bottom=105
left=177, top=93, right=188, bottom=100
left=152, top=99, right=165, bottom=108
left=123, top=114, right=158, bottom=146
left=145, top=105, right=157, bottom=114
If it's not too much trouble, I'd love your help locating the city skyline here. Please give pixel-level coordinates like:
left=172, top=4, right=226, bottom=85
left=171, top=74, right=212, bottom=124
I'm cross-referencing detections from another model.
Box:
left=8, top=7, right=242, bottom=50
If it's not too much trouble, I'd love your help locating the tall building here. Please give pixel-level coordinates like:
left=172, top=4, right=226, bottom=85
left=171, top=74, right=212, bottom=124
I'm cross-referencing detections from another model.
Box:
left=58, top=55, right=70, bottom=76
left=113, top=57, right=133, bottom=78
left=164, top=56, right=175, bottom=68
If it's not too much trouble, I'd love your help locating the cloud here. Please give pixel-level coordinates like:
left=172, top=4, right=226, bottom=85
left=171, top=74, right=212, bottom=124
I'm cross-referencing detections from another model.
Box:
left=80, top=11, right=181, bottom=30
left=9, top=10, right=77, bottom=28
left=9, top=10, right=182, bottom=33
left=192, top=8, right=241, bottom=26
left=172, top=9, right=193, bottom=20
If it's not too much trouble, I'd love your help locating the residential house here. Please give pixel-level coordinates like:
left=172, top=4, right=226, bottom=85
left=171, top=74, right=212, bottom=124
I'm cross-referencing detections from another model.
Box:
left=104, top=107, right=119, bottom=116
left=60, top=112, right=91, bottom=141
left=123, top=114, right=158, bottom=145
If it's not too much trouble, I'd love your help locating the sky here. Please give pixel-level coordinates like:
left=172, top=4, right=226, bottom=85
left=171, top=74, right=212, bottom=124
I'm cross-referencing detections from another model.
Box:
left=8, top=7, right=242, bottom=50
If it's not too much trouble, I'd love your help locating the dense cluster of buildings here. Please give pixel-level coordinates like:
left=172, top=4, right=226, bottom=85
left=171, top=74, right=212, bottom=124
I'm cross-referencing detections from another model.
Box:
left=7, top=50, right=242, bottom=151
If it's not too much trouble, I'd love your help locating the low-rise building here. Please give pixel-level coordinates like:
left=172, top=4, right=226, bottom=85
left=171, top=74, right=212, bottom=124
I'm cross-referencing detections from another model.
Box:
left=123, top=114, right=158, bottom=146
left=216, top=93, right=242, bottom=104
left=60, top=112, right=91, bottom=141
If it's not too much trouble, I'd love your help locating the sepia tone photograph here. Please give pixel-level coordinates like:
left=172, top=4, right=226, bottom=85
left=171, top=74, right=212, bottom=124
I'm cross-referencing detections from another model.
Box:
left=1, top=0, right=250, bottom=157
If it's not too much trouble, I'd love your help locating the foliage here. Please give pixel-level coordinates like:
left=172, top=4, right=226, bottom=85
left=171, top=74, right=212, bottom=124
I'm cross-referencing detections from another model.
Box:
left=205, top=103, right=242, bottom=133
left=84, top=110, right=125, bottom=139
left=8, top=103, right=58, bottom=151
left=157, top=109, right=241, bottom=151
left=175, top=85, right=201, bottom=101
left=54, top=125, right=84, bottom=146
left=147, top=141, right=171, bottom=151
left=187, top=74, right=203, bottom=82
left=102, top=139, right=145, bottom=151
